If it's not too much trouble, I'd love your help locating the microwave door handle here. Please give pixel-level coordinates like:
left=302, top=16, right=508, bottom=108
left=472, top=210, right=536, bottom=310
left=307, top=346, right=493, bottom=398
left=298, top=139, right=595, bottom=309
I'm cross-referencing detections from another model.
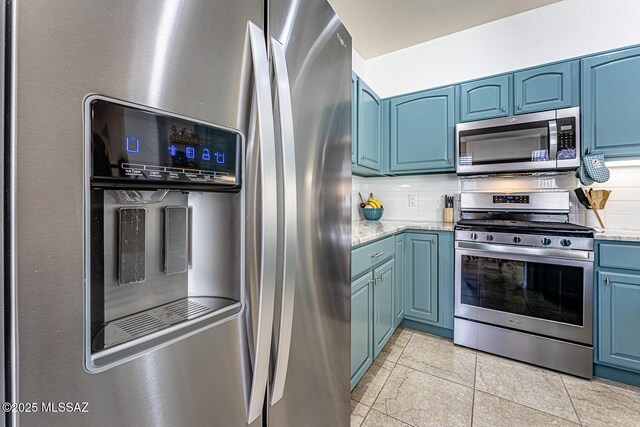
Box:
left=246, top=21, right=278, bottom=425
left=549, top=120, right=558, bottom=160
left=269, top=37, right=298, bottom=407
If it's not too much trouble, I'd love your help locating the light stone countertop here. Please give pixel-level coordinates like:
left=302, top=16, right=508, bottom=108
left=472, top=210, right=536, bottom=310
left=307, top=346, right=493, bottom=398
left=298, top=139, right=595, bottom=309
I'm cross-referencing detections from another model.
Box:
left=352, top=220, right=454, bottom=247
left=352, top=221, right=640, bottom=246
left=594, top=228, right=640, bottom=242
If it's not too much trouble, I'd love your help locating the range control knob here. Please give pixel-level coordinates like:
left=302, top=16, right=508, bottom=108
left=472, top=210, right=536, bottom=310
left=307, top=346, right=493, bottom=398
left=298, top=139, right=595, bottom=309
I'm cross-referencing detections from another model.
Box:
left=470, top=233, right=478, bottom=240
left=512, top=236, right=522, bottom=243
left=541, top=238, right=552, bottom=246
left=560, top=239, right=572, bottom=247
left=486, top=235, right=494, bottom=242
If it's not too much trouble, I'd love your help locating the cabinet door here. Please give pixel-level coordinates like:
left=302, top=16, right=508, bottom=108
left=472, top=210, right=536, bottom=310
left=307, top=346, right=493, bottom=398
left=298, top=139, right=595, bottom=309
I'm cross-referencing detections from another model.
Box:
left=373, top=259, right=394, bottom=356
left=514, top=62, right=577, bottom=114
left=404, top=234, right=438, bottom=322
left=394, top=236, right=405, bottom=327
left=351, top=273, right=373, bottom=388
left=357, top=79, right=383, bottom=171
left=389, top=87, right=455, bottom=173
left=351, top=73, right=358, bottom=165
left=598, top=271, right=640, bottom=373
left=459, top=75, right=510, bottom=122
left=582, top=46, right=640, bottom=158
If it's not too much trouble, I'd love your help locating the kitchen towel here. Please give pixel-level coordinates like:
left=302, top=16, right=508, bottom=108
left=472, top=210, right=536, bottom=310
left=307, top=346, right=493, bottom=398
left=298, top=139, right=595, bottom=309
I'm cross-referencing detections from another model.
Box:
left=576, top=153, right=610, bottom=186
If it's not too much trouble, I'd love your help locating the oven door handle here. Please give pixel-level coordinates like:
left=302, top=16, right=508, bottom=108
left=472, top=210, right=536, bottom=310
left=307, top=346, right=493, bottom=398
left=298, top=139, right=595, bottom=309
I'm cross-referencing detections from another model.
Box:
left=456, top=241, right=593, bottom=261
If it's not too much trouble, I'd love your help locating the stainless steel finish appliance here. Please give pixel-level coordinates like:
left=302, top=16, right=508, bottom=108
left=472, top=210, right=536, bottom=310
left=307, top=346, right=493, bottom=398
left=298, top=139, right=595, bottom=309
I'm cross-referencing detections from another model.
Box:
left=453, top=191, right=594, bottom=378
left=456, top=107, right=580, bottom=175
left=5, top=0, right=351, bottom=425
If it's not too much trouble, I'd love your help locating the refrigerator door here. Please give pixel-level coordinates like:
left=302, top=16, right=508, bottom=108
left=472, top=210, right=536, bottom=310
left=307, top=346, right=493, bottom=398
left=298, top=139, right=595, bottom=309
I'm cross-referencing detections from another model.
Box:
left=267, top=0, right=352, bottom=425
left=7, top=1, right=267, bottom=425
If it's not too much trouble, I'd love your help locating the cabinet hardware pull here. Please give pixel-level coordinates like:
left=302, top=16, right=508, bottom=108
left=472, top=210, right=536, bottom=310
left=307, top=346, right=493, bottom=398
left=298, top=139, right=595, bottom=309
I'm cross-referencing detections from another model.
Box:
left=517, top=104, right=522, bottom=110
left=370, top=252, right=384, bottom=258
left=501, top=106, right=506, bottom=112
left=604, top=277, right=611, bottom=286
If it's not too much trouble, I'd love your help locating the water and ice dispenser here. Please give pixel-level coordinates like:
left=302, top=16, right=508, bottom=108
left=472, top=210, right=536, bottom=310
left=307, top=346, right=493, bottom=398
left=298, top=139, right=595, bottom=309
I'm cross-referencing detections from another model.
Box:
left=85, top=96, right=243, bottom=371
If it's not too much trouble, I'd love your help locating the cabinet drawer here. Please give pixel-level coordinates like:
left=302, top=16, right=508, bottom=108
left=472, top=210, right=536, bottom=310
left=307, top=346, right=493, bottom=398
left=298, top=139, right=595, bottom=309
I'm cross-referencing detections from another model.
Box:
left=352, top=236, right=395, bottom=279
left=599, top=242, right=640, bottom=271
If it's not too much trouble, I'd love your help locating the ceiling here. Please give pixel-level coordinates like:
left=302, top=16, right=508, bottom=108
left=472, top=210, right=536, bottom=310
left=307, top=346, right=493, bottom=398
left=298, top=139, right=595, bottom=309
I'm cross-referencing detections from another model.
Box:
left=327, top=0, right=562, bottom=59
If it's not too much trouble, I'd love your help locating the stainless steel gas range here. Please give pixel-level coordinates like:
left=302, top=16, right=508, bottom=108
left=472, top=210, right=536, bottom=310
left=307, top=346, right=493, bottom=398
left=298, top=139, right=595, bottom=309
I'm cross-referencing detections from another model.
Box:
left=453, top=191, right=594, bottom=378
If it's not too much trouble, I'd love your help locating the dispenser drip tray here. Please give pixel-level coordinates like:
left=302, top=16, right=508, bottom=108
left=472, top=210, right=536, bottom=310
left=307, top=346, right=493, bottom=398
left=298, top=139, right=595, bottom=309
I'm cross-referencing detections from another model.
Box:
left=90, top=296, right=241, bottom=369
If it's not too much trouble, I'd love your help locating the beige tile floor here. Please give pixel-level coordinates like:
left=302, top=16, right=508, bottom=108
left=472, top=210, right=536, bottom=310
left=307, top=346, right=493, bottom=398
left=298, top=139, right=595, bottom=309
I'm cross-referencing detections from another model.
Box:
left=351, top=327, right=640, bottom=427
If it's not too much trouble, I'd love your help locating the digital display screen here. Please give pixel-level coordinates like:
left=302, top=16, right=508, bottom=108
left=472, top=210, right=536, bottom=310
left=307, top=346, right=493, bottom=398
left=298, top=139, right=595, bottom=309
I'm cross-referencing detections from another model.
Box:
left=90, top=98, right=240, bottom=188
left=493, top=195, right=530, bottom=204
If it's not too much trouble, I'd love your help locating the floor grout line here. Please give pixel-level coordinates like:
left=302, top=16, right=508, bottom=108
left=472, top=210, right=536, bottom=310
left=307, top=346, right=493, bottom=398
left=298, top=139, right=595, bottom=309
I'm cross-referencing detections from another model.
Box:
left=470, top=353, right=478, bottom=427
left=561, top=374, right=583, bottom=426
left=475, top=389, right=584, bottom=425
left=367, top=407, right=413, bottom=427
left=473, top=381, right=582, bottom=424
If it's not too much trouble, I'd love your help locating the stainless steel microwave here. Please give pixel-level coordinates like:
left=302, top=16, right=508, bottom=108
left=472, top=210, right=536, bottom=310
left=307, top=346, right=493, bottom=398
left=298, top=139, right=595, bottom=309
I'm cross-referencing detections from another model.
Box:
left=456, top=107, right=580, bottom=175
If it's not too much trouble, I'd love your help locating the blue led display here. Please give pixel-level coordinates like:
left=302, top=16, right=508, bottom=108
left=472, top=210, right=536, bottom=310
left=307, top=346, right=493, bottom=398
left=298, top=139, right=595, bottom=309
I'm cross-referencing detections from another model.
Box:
left=168, top=145, right=178, bottom=157
left=202, top=148, right=211, bottom=161
left=126, top=134, right=140, bottom=153
left=214, top=151, right=225, bottom=164
left=186, top=146, right=195, bottom=159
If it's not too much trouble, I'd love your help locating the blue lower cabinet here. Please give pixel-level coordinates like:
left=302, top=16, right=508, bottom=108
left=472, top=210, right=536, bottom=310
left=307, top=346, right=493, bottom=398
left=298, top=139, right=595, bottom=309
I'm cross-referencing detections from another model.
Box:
left=394, top=235, right=405, bottom=327
left=373, top=259, right=395, bottom=356
left=404, top=233, right=439, bottom=322
left=351, top=272, right=373, bottom=389
left=597, top=271, right=640, bottom=373
left=402, top=231, right=454, bottom=334
left=582, top=46, right=640, bottom=158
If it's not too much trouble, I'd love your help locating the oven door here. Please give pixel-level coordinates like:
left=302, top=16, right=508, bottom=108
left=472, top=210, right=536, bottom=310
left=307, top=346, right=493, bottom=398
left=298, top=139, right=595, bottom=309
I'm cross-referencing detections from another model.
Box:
left=456, top=110, right=557, bottom=175
left=455, top=241, right=593, bottom=345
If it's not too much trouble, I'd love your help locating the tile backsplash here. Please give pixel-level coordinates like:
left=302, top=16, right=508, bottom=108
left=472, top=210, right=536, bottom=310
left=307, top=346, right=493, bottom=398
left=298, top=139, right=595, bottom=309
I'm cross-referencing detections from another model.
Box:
left=352, top=162, right=640, bottom=230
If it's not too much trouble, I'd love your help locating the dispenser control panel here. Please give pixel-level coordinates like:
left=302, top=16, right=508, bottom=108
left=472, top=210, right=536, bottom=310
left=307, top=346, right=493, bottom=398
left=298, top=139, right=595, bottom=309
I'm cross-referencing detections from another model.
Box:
left=89, top=97, right=241, bottom=190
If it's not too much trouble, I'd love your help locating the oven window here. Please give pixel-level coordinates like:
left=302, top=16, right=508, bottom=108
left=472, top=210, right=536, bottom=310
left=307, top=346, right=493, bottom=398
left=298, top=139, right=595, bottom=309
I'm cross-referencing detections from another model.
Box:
left=459, top=121, right=550, bottom=166
left=460, top=255, right=583, bottom=326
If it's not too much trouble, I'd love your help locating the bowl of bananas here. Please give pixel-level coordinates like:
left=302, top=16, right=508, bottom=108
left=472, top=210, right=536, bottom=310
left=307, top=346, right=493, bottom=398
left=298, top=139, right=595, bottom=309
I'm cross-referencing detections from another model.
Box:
left=360, top=193, right=384, bottom=221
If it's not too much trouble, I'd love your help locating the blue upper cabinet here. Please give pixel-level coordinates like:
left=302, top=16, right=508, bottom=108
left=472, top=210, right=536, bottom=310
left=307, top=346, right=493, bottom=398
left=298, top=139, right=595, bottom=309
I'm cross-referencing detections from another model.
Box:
left=514, top=61, right=578, bottom=114
left=388, top=87, right=455, bottom=173
left=351, top=73, right=358, bottom=165
left=582, top=46, right=640, bottom=158
left=459, top=75, right=510, bottom=122
left=357, top=79, right=383, bottom=171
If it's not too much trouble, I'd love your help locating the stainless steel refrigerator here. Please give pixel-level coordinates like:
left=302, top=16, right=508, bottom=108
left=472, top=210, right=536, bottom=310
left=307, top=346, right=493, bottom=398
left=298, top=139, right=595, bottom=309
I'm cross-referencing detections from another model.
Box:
left=3, top=0, right=352, bottom=425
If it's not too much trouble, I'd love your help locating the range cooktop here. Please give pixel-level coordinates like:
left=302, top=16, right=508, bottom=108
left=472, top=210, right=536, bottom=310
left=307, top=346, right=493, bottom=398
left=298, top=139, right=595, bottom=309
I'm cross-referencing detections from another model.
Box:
left=455, top=218, right=593, bottom=237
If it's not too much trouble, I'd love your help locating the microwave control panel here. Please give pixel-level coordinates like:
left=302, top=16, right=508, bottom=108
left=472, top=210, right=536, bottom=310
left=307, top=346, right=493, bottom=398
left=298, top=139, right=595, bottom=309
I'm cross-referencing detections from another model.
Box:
left=557, top=117, right=576, bottom=150
left=88, top=97, right=241, bottom=191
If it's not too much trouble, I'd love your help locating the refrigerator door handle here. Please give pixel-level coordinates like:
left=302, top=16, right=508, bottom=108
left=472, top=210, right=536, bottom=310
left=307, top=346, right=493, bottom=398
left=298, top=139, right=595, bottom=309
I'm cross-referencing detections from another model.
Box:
left=246, top=22, right=279, bottom=425
left=270, top=37, right=298, bottom=406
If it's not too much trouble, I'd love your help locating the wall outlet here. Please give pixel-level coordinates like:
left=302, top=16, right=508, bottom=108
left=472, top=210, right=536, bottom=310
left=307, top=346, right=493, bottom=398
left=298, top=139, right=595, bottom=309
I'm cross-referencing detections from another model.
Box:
left=408, top=194, right=417, bottom=208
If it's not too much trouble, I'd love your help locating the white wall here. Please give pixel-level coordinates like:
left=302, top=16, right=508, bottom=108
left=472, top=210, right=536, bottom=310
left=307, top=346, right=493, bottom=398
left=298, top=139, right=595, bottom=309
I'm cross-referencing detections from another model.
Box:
left=364, top=0, right=640, bottom=98
left=352, top=49, right=367, bottom=79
